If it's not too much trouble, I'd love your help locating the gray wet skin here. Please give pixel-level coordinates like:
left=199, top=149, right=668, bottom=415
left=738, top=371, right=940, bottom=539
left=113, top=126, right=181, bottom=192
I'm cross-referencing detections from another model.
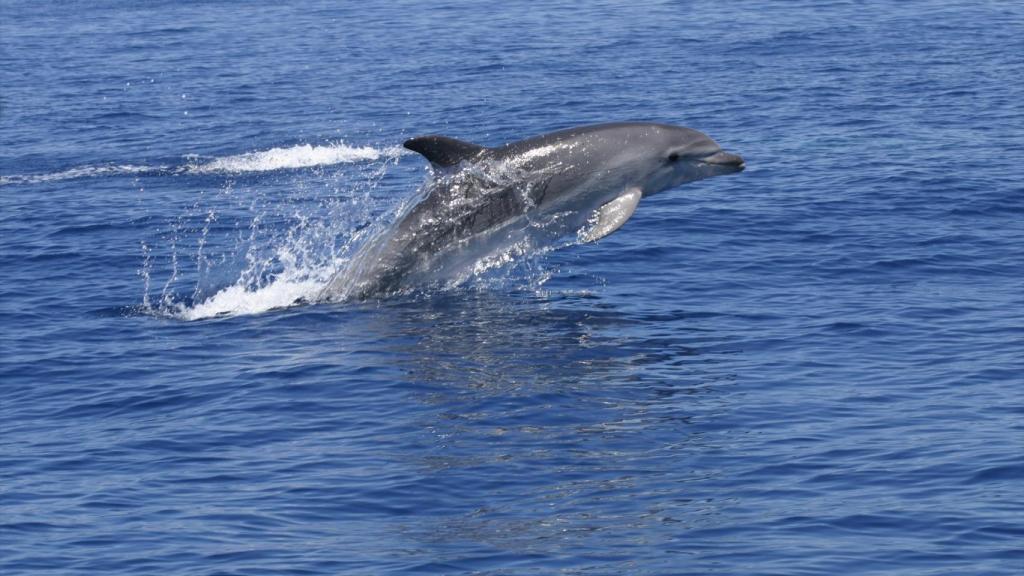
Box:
left=326, top=122, right=744, bottom=299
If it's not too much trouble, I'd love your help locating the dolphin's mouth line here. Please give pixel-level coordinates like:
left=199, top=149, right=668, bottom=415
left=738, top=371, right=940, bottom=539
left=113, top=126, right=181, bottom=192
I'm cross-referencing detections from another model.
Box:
left=701, top=150, right=745, bottom=168
left=704, top=148, right=745, bottom=165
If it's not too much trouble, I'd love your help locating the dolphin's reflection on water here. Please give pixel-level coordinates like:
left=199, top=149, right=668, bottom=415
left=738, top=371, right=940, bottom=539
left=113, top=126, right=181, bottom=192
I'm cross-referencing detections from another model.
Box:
left=342, top=289, right=739, bottom=567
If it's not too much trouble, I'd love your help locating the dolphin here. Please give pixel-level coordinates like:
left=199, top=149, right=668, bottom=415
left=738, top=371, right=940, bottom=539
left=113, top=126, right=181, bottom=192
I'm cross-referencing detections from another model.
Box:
left=324, top=122, right=744, bottom=299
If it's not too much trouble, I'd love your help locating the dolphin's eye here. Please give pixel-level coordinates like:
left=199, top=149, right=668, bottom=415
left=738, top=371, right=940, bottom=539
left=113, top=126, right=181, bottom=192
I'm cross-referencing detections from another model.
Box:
left=667, top=152, right=681, bottom=163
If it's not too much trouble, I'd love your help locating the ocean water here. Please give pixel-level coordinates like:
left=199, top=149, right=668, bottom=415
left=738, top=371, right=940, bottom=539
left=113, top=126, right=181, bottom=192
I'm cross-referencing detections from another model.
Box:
left=2, top=1, right=1022, bottom=574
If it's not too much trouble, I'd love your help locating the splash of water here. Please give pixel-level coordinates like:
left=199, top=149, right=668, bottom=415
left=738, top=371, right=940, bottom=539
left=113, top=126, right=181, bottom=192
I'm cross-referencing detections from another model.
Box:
left=144, top=142, right=574, bottom=321
left=136, top=141, right=403, bottom=320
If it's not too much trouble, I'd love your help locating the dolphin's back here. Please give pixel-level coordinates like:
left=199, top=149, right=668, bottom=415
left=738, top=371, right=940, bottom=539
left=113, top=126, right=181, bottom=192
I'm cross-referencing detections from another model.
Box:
left=404, top=122, right=678, bottom=167
left=491, top=122, right=676, bottom=159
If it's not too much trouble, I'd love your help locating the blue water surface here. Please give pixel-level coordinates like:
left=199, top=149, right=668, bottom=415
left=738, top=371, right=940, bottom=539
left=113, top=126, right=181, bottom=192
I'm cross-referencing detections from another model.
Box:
left=2, top=1, right=1022, bottom=574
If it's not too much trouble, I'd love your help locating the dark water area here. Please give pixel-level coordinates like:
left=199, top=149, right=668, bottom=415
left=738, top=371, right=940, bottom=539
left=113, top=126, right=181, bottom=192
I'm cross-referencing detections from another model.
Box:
left=2, top=1, right=1022, bottom=574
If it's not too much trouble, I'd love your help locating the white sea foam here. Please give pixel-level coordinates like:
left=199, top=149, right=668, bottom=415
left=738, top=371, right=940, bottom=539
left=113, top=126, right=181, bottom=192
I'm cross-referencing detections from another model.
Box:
left=187, top=142, right=395, bottom=174
left=140, top=137, right=558, bottom=320
left=175, top=277, right=327, bottom=320
left=170, top=248, right=348, bottom=321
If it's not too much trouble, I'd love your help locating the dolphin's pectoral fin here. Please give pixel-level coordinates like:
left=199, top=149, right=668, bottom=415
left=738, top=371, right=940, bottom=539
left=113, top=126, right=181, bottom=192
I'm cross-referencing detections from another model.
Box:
left=580, top=188, right=642, bottom=243
left=403, top=135, right=487, bottom=168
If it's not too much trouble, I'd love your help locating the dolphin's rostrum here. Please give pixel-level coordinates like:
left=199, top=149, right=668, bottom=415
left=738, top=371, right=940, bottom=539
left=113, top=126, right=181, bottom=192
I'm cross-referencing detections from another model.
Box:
left=324, top=122, right=744, bottom=299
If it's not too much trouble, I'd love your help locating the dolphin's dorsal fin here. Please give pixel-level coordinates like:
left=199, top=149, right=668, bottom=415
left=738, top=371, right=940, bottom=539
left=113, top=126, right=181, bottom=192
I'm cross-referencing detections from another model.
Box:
left=580, top=188, right=642, bottom=243
left=403, top=135, right=486, bottom=167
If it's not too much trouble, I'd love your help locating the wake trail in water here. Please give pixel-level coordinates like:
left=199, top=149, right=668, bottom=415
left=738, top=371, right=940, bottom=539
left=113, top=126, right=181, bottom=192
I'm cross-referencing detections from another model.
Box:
left=0, top=142, right=399, bottom=185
